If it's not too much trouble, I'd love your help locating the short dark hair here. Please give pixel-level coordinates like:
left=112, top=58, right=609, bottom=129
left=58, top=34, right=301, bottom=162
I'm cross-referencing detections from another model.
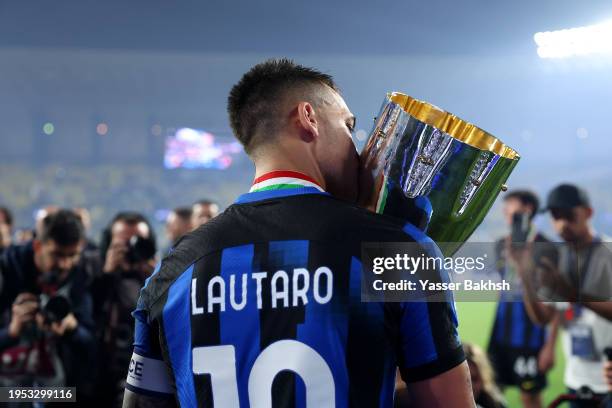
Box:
left=39, top=209, right=84, bottom=246
left=504, top=190, right=540, bottom=220
left=0, top=206, right=13, bottom=227
left=227, top=58, right=338, bottom=154
left=172, top=207, right=192, bottom=221
left=111, top=211, right=151, bottom=231
left=193, top=199, right=217, bottom=207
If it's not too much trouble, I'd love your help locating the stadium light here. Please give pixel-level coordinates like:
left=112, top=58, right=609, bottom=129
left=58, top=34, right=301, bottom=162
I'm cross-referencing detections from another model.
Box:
left=534, top=20, right=612, bottom=58
left=96, top=122, right=109, bottom=136
left=42, top=122, right=55, bottom=135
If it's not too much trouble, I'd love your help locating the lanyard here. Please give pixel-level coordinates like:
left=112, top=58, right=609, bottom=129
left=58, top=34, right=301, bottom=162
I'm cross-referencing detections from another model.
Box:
left=567, top=236, right=600, bottom=288
left=566, top=236, right=601, bottom=318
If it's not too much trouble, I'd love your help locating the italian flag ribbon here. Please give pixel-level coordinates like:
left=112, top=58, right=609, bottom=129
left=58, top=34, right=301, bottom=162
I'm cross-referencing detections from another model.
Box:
left=250, top=170, right=325, bottom=192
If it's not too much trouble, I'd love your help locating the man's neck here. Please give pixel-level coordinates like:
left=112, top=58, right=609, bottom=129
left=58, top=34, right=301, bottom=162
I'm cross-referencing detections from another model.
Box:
left=253, top=148, right=325, bottom=191
left=571, top=229, right=596, bottom=249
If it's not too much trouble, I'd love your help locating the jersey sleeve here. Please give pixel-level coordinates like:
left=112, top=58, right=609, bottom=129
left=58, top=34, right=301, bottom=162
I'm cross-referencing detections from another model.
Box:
left=395, top=224, right=465, bottom=382
left=396, top=300, right=465, bottom=382
left=125, top=302, right=175, bottom=398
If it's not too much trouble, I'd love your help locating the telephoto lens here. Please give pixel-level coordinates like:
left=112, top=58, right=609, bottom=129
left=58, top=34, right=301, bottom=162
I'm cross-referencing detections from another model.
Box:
left=125, top=235, right=156, bottom=264
left=40, top=294, right=72, bottom=325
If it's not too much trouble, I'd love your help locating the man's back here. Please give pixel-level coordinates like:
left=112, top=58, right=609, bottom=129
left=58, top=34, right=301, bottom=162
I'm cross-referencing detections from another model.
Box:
left=128, top=188, right=464, bottom=407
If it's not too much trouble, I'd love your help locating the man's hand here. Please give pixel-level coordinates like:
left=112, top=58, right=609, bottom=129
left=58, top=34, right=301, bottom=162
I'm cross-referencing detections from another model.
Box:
left=49, top=313, right=78, bottom=337
left=104, top=238, right=128, bottom=273
left=537, top=257, right=577, bottom=301
left=537, top=342, right=555, bottom=372
left=123, top=389, right=177, bottom=408
left=136, top=258, right=157, bottom=281
left=8, top=293, right=39, bottom=338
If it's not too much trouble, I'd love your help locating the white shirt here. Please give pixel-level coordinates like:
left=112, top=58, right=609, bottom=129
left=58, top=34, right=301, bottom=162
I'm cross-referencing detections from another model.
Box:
left=556, top=236, right=612, bottom=393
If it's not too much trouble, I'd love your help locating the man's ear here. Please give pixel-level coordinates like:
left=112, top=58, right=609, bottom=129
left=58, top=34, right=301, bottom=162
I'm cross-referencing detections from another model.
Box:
left=296, top=101, right=319, bottom=142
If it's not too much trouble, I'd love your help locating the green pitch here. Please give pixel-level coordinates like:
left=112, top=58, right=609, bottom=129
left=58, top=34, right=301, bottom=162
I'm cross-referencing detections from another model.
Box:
left=456, top=302, right=566, bottom=407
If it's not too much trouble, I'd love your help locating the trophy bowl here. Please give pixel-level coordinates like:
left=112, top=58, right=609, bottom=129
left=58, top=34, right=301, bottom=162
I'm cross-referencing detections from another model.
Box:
left=359, top=92, right=520, bottom=256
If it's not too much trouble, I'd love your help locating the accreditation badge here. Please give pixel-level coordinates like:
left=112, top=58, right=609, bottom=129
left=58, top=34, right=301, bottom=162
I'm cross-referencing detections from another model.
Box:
left=569, top=323, right=597, bottom=360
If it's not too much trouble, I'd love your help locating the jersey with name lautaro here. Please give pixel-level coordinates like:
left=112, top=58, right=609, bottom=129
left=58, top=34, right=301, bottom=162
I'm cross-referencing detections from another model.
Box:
left=126, top=173, right=464, bottom=407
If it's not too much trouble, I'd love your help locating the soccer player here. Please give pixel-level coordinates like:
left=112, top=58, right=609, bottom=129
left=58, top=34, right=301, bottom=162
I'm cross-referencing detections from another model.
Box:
left=122, top=59, right=474, bottom=407
left=487, top=191, right=559, bottom=408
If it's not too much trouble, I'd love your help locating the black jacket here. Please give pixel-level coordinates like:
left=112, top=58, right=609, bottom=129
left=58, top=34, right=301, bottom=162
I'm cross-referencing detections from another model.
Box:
left=0, top=241, right=97, bottom=395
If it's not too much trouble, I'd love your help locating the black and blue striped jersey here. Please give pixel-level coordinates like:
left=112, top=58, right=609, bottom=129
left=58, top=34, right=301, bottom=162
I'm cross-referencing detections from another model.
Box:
left=126, top=185, right=464, bottom=407
left=489, top=234, right=556, bottom=352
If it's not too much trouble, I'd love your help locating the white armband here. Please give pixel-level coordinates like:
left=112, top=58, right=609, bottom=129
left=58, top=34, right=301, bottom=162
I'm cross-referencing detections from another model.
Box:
left=126, top=351, right=174, bottom=396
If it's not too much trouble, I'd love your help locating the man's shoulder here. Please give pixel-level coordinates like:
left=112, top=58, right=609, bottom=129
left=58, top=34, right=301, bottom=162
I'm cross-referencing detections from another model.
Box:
left=0, top=242, right=33, bottom=272
left=201, top=193, right=417, bottom=245
left=240, top=193, right=415, bottom=236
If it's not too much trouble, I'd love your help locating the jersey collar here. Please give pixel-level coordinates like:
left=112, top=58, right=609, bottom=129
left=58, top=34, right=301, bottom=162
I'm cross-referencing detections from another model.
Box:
left=236, top=171, right=329, bottom=204
left=249, top=170, right=325, bottom=192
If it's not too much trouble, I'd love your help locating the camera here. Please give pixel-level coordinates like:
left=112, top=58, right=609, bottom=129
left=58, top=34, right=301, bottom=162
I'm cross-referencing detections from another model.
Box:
left=511, top=212, right=530, bottom=243
left=39, top=294, right=72, bottom=325
left=19, top=294, right=72, bottom=342
left=125, top=235, right=156, bottom=264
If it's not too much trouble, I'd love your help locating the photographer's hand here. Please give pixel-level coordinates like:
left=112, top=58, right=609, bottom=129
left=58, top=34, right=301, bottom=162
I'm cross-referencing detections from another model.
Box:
left=538, top=257, right=577, bottom=301
left=8, top=293, right=39, bottom=338
left=104, top=238, right=127, bottom=273
left=137, top=258, right=157, bottom=281
left=505, top=239, right=557, bottom=325
left=49, top=313, right=78, bottom=337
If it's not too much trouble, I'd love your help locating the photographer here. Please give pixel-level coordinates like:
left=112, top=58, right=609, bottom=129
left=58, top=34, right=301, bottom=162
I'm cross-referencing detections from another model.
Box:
left=487, top=190, right=559, bottom=408
left=0, top=209, right=96, bottom=404
left=93, top=212, right=157, bottom=407
left=190, top=199, right=218, bottom=230
left=509, top=184, right=612, bottom=407
left=164, top=206, right=192, bottom=252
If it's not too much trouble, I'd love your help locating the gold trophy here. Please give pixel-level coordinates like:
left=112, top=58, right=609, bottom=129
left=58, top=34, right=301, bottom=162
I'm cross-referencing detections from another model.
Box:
left=360, top=93, right=520, bottom=256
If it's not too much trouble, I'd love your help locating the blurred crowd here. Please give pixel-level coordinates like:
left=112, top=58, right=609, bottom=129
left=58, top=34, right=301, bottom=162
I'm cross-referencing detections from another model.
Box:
left=0, top=200, right=217, bottom=407
left=0, top=183, right=611, bottom=408
left=0, top=164, right=247, bottom=241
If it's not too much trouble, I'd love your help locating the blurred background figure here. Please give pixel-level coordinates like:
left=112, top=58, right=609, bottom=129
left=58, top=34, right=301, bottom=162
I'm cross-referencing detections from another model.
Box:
left=488, top=190, right=559, bottom=408
left=510, top=184, right=612, bottom=407
left=464, top=343, right=507, bottom=408
left=165, top=206, right=192, bottom=247
left=74, top=207, right=98, bottom=250
left=93, top=212, right=156, bottom=407
left=0, top=209, right=96, bottom=405
left=0, top=206, right=13, bottom=252
left=191, top=199, right=219, bottom=230
left=34, top=206, right=60, bottom=238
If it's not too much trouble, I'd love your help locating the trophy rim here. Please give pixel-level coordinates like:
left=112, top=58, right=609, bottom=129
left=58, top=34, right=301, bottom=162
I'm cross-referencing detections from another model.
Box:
left=388, top=92, right=520, bottom=161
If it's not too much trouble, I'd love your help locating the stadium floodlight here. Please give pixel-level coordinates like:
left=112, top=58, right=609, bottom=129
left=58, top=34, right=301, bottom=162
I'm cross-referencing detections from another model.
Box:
left=534, top=20, right=612, bottom=58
